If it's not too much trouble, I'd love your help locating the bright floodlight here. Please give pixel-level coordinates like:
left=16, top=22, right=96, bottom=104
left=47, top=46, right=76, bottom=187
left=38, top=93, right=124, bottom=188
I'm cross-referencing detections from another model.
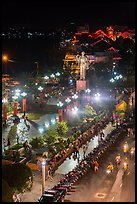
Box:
left=65, top=98, right=71, bottom=103
left=38, top=86, right=43, bottom=91
left=21, top=92, right=27, bottom=97
left=51, top=119, right=55, bottom=124
left=45, top=122, right=49, bottom=128
left=114, top=72, right=117, bottom=75
left=85, top=88, right=91, bottom=94
left=39, top=128, right=44, bottom=133
left=72, top=106, right=78, bottom=114
left=57, top=101, right=63, bottom=107
left=72, top=94, right=78, bottom=100
left=95, top=93, right=101, bottom=101
left=2, top=98, right=8, bottom=103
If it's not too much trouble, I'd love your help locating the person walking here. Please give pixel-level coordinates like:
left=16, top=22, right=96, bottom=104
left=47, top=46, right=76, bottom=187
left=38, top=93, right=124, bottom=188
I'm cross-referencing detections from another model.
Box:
left=93, top=160, right=99, bottom=172
left=47, top=165, right=53, bottom=181
left=83, top=145, right=86, bottom=157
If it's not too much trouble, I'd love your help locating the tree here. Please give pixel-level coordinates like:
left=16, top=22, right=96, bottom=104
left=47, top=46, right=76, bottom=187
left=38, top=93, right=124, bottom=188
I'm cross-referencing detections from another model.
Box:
left=56, top=121, right=68, bottom=137
left=30, top=137, right=45, bottom=149
left=2, top=163, right=33, bottom=193
left=84, top=105, right=97, bottom=116
left=2, top=179, right=14, bottom=202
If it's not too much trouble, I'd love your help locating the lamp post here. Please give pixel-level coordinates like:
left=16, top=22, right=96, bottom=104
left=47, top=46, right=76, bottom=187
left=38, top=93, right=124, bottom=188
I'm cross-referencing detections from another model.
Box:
left=85, top=88, right=91, bottom=105
left=72, top=94, right=78, bottom=107
left=41, top=160, right=46, bottom=194
left=21, top=92, right=27, bottom=117
left=2, top=55, right=15, bottom=74
left=2, top=98, right=8, bottom=126
left=2, top=55, right=8, bottom=74
left=57, top=101, right=63, bottom=122
left=65, top=98, right=71, bottom=121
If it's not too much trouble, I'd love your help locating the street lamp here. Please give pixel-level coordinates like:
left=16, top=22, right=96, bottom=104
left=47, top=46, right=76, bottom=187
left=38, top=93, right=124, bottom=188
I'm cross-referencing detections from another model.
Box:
left=41, top=160, right=46, bottom=194
left=95, top=93, right=101, bottom=101
left=21, top=92, right=27, bottom=117
left=2, top=55, right=8, bottom=74
left=85, top=88, right=91, bottom=104
left=57, top=101, right=64, bottom=122
left=2, top=98, right=8, bottom=126
left=65, top=98, right=71, bottom=121
left=72, top=94, right=78, bottom=107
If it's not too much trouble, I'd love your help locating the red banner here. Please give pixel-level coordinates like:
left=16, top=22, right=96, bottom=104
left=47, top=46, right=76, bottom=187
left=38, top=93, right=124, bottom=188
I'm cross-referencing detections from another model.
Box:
left=66, top=105, right=71, bottom=121
left=14, top=102, right=18, bottom=116
left=58, top=109, right=63, bottom=122
left=22, top=98, right=26, bottom=112
left=3, top=105, right=7, bottom=120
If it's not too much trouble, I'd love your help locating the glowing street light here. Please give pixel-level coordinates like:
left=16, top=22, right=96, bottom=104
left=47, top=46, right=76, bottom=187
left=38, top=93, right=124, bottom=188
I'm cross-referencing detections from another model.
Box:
left=72, top=94, right=78, bottom=100
left=56, top=72, right=60, bottom=76
left=65, top=98, right=71, bottom=121
left=44, top=76, right=49, bottom=80
left=2, top=55, right=8, bottom=61
left=72, top=94, right=78, bottom=107
left=21, top=92, right=27, bottom=97
left=65, top=98, right=71, bottom=103
left=95, top=93, right=101, bottom=101
left=38, top=86, right=43, bottom=91
left=50, top=74, right=55, bottom=78
left=41, top=160, right=46, bottom=194
left=72, top=106, right=78, bottom=114
left=85, top=88, right=91, bottom=94
left=2, top=98, right=8, bottom=103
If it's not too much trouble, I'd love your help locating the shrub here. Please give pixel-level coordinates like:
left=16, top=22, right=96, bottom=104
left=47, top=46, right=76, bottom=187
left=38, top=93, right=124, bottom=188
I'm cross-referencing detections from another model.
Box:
left=30, top=137, right=45, bottom=149
left=9, top=143, right=23, bottom=150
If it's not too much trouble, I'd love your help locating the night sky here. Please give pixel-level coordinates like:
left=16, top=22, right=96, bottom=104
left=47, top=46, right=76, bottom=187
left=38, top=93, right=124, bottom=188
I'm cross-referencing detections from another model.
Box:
left=2, top=1, right=135, bottom=30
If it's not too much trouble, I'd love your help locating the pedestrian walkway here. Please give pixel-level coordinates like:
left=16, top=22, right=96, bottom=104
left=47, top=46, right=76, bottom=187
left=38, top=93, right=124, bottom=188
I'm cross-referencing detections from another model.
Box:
left=56, top=122, right=115, bottom=175
left=20, top=171, right=64, bottom=202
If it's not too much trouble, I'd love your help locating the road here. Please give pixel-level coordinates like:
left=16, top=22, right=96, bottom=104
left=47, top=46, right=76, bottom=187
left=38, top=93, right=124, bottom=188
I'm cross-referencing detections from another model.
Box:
left=64, top=133, right=135, bottom=202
